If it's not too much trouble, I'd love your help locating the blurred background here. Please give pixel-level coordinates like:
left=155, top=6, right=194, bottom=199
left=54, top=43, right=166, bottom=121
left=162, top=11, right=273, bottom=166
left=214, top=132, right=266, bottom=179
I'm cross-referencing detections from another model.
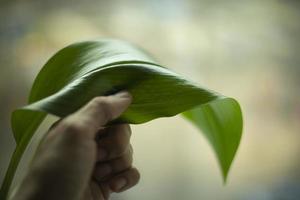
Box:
left=1, top=0, right=300, bottom=199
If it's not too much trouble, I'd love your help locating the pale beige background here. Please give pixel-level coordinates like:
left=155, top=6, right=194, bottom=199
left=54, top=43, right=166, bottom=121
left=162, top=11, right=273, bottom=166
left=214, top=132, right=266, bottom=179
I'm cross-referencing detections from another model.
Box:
left=1, top=0, right=300, bottom=199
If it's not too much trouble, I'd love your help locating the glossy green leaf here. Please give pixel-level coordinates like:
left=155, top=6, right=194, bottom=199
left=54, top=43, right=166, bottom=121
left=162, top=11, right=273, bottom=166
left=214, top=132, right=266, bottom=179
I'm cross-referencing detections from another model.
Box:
left=0, top=39, right=243, bottom=199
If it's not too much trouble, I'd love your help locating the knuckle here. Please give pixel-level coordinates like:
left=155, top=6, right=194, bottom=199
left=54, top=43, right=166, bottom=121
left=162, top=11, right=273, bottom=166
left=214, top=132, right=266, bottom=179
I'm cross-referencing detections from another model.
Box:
left=121, top=152, right=133, bottom=168
left=129, top=144, right=133, bottom=154
left=132, top=168, right=141, bottom=184
left=126, top=125, right=132, bottom=137
left=111, top=153, right=132, bottom=172
left=113, top=142, right=128, bottom=157
left=65, top=122, right=86, bottom=134
left=117, top=124, right=131, bottom=140
left=61, top=120, right=86, bottom=139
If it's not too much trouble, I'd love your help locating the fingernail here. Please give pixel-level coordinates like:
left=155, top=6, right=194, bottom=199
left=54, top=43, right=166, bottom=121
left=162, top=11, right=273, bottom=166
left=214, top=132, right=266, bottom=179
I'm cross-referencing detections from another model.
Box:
left=114, top=91, right=132, bottom=99
left=97, top=148, right=108, bottom=161
left=112, top=178, right=127, bottom=191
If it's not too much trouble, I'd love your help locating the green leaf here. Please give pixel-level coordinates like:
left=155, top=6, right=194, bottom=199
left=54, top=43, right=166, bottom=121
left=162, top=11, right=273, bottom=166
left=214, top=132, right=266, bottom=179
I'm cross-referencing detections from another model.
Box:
left=182, top=98, right=243, bottom=181
left=0, top=39, right=243, bottom=199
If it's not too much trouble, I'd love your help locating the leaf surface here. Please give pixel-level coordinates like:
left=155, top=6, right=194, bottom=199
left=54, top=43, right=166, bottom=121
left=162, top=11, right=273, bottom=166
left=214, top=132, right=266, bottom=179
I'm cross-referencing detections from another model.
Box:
left=0, top=39, right=243, bottom=198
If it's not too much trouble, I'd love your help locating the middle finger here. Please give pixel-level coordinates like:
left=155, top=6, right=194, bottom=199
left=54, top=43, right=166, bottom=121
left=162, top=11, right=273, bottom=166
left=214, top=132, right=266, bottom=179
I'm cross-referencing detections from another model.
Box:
left=96, top=124, right=131, bottom=161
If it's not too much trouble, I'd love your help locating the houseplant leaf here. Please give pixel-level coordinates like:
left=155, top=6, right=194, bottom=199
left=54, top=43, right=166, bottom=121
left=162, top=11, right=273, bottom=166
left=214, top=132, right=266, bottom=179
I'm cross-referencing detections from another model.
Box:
left=0, top=39, right=243, bottom=199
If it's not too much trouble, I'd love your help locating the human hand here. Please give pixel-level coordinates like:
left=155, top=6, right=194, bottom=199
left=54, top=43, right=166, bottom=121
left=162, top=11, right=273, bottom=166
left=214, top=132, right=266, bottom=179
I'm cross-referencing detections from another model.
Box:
left=12, top=91, right=140, bottom=200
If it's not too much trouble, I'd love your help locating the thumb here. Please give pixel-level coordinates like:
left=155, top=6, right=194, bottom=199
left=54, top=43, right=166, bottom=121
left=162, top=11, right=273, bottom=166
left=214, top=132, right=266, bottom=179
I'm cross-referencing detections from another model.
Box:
left=65, top=91, right=132, bottom=137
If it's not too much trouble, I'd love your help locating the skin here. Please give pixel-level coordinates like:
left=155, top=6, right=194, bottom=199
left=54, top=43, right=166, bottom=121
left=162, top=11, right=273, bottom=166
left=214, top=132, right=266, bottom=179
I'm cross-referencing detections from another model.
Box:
left=11, top=91, right=140, bottom=200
